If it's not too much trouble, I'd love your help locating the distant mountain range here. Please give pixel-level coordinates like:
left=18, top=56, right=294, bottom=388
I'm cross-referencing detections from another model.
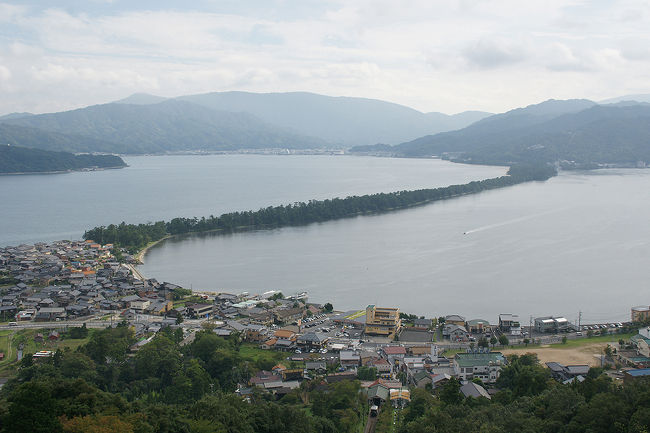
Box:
left=0, top=100, right=326, bottom=154
left=1, top=91, right=650, bottom=166
left=173, top=91, right=492, bottom=146
left=0, top=92, right=489, bottom=154
left=0, top=123, right=119, bottom=154
left=351, top=99, right=650, bottom=167
left=0, top=145, right=126, bottom=174
left=116, top=91, right=492, bottom=146
left=599, top=94, right=650, bottom=104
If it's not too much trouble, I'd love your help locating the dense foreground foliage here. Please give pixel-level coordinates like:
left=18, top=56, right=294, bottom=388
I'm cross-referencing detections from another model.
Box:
left=0, top=325, right=366, bottom=433
left=387, top=354, right=650, bottom=433
left=1, top=327, right=649, bottom=433
left=84, top=163, right=557, bottom=252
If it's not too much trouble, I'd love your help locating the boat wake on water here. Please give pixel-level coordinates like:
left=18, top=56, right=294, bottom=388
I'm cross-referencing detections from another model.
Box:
left=463, top=208, right=569, bottom=235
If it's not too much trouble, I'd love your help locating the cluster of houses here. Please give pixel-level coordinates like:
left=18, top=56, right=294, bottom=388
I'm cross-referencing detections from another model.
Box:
left=0, top=241, right=191, bottom=328
left=8, top=241, right=650, bottom=410
left=618, top=326, right=650, bottom=370
left=242, top=335, right=513, bottom=405
left=441, top=313, right=523, bottom=341
left=0, top=241, right=320, bottom=335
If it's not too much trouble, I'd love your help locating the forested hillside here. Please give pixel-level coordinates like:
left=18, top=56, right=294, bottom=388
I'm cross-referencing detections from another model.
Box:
left=2, top=325, right=650, bottom=433
left=0, top=145, right=126, bottom=174
left=0, top=123, right=120, bottom=154
left=0, top=326, right=367, bottom=433
left=0, top=100, right=326, bottom=154
left=352, top=101, right=650, bottom=167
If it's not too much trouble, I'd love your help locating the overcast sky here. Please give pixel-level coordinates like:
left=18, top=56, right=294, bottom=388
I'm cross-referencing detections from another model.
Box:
left=1, top=0, right=649, bottom=115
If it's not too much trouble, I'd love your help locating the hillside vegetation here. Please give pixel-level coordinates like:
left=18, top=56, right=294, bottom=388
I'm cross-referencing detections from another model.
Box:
left=0, top=145, right=126, bottom=174
left=0, top=100, right=325, bottom=154
left=352, top=101, right=650, bottom=167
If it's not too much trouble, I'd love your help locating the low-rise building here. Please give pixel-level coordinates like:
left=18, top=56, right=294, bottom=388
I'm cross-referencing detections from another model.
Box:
left=381, top=346, right=407, bottom=364
left=498, top=314, right=521, bottom=335
left=460, top=382, right=491, bottom=399
left=535, top=316, right=570, bottom=333
left=466, top=319, right=492, bottom=334
left=244, top=325, right=269, bottom=342
left=413, top=318, right=432, bottom=329
left=35, top=307, right=66, bottom=321
left=453, top=352, right=506, bottom=384
left=445, top=315, right=466, bottom=327
left=130, top=299, right=151, bottom=312
left=340, top=350, right=361, bottom=368
left=624, top=368, right=650, bottom=384
left=274, top=307, right=305, bottom=324
left=546, top=362, right=590, bottom=382
left=443, top=324, right=469, bottom=341
left=631, top=327, right=650, bottom=357
left=367, top=358, right=392, bottom=378
left=297, top=332, right=329, bottom=349
left=187, top=303, right=213, bottom=318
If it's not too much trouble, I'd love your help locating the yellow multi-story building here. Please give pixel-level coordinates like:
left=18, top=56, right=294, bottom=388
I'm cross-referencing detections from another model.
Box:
left=632, top=306, right=650, bottom=322
left=365, top=305, right=402, bottom=336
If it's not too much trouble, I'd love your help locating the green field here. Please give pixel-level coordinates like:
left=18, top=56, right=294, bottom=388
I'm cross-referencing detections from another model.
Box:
left=0, top=328, right=92, bottom=376
left=561, top=332, right=633, bottom=348
left=345, top=310, right=365, bottom=320
left=440, top=332, right=634, bottom=358
left=239, top=343, right=285, bottom=364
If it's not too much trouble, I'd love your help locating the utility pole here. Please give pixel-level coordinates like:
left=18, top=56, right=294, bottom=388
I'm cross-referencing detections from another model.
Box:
left=578, top=311, right=582, bottom=330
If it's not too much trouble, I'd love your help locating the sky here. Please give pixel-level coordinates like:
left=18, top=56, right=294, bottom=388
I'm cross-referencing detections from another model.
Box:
left=1, top=0, right=650, bottom=115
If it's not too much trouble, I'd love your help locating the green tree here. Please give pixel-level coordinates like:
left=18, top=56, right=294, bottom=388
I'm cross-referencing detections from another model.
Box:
left=3, top=381, right=62, bottom=433
left=498, top=334, right=509, bottom=346
left=357, top=366, right=377, bottom=381
left=134, top=335, right=182, bottom=386
left=496, top=354, right=549, bottom=397
left=439, top=377, right=463, bottom=405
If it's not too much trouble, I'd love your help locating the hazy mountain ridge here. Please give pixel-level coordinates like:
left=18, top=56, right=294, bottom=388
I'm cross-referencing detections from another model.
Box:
left=176, top=91, right=492, bottom=145
left=0, top=123, right=122, bottom=154
left=113, top=93, right=169, bottom=105
left=599, top=93, right=650, bottom=104
left=0, top=99, right=326, bottom=154
left=0, top=145, right=126, bottom=174
left=2, top=92, right=649, bottom=163
left=365, top=100, right=650, bottom=166
left=0, top=112, right=34, bottom=120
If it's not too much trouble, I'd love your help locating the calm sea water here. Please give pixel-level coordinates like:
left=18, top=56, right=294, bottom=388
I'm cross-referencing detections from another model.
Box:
left=0, top=154, right=504, bottom=246
left=139, top=168, right=650, bottom=323
left=4, top=155, right=647, bottom=323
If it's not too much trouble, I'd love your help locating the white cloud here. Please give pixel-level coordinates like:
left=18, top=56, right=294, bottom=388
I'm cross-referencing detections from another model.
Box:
left=0, top=1, right=649, bottom=114
left=462, top=38, right=527, bottom=69
left=0, top=64, right=11, bottom=91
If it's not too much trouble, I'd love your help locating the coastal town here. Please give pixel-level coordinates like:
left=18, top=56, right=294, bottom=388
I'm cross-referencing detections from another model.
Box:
left=2, top=239, right=650, bottom=425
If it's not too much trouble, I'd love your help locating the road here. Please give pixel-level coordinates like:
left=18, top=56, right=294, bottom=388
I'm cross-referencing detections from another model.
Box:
left=364, top=407, right=379, bottom=433
left=0, top=321, right=114, bottom=331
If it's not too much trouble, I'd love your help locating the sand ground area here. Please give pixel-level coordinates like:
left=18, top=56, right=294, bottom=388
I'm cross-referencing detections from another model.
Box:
left=501, top=341, right=618, bottom=366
